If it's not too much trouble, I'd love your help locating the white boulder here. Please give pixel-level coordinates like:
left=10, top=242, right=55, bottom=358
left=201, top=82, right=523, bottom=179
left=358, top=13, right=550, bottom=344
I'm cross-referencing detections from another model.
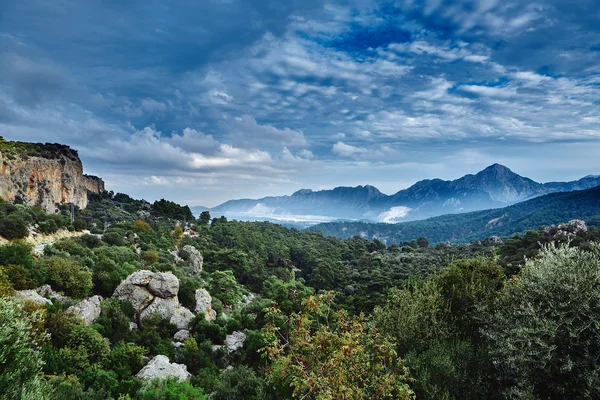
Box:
left=15, top=289, right=52, bottom=306
left=135, top=355, right=191, bottom=381
left=173, top=329, right=190, bottom=342
left=68, top=295, right=102, bottom=325
left=225, top=331, right=247, bottom=352
left=195, top=289, right=216, bottom=322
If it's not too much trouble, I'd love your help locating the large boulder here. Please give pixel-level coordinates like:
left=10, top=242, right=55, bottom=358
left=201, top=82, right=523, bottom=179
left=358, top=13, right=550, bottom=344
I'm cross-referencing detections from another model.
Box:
left=113, top=270, right=194, bottom=329
left=68, top=295, right=102, bottom=325
left=140, top=297, right=194, bottom=330
left=135, top=355, right=191, bottom=381
left=195, top=289, right=216, bottom=322
left=179, top=245, right=203, bottom=274
left=15, top=289, right=52, bottom=306
left=114, top=284, right=155, bottom=312
left=147, top=272, right=179, bottom=298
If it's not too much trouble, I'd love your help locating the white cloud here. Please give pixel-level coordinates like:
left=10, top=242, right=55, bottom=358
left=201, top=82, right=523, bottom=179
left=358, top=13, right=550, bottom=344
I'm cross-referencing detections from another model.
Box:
left=332, top=141, right=366, bottom=157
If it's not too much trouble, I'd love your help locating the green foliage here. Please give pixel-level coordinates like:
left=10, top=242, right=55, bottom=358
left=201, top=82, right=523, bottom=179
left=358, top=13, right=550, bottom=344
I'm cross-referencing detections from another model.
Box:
left=152, top=199, right=194, bottom=222
left=0, top=213, right=29, bottom=239
left=0, top=298, right=48, bottom=399
left=137, top=378, right=207, bottom=400
left=263, top=293, right=415, bottom=399
left=208, top=270, right=243, bottom=307
left=199, top=211, right=211, bottom=226
left=108, top=341, right=147, bottom=380
left=482, top=243, right=600, bottom=398
left=211, top=366, right=268, bottom=400
left=44, top=256, right=93, bottom=298
left=102, top=231, right=126, bottom=246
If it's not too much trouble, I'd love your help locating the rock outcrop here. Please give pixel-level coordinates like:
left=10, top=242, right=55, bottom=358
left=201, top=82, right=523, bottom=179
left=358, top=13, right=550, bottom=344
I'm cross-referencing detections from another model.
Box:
left=174, top=245, right=203, bottom=274
left=15, top=285, right=68, bottom=306
left=544, top=219, right=588, bottom=238
left=15, top=289, right=52, bottom=306
left=173, top=329, right=190, bottom=342
left=225, top=331, right=246, bottom=352
left=135, top=355, right=191, bottom=381
left=0, top=138, right=104, bottom=212
left=68, top=295, right=102, bottom=325
left=113, top=270, right=194, bottom=329
left=194, top=288, right=216, bottom=322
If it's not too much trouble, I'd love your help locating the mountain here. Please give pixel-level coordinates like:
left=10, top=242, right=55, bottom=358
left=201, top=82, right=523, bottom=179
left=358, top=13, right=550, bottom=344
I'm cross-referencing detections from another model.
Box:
left=311, top=185, right=600, bottom=244
left=210, top=185, right=387, bottom=224
left=0, top=137, right=104, bottom=212
left=205, top=164, right=600, bottom=224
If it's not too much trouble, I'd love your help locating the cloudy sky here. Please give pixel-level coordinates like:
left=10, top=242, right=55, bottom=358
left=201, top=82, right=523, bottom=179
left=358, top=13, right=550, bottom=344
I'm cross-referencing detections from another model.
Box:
left=1, top=0, right=599, bottom=206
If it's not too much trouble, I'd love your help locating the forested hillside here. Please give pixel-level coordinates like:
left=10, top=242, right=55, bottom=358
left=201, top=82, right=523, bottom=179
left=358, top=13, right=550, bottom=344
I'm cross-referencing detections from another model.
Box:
left=2, top=191, right=600, bottom=399
left=312, top=185, right=600, bottom=244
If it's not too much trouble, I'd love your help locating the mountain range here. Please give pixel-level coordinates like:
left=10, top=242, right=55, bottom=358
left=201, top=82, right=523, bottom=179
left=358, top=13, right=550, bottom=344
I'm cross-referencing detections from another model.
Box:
left=311, top=184, right=600, bottom=244
left=196, top=164, right=600, bottom=225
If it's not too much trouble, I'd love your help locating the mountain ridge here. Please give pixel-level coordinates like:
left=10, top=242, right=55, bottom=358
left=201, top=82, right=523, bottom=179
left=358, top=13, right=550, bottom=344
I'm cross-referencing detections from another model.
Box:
left=204, top=164, right=600, bottom=224
left=310, top=185, right=600, bottom=244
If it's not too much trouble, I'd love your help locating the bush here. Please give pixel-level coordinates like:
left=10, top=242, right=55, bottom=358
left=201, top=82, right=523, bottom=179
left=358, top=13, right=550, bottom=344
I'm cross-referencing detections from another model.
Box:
left=483, top=243, right=600, bottom=398
left=212, top=366, right=267, bottom=400
left=138, top=378, right=207, bottom=400
left=102, top=231, right=126, bottom=246
left=0, top=213, right=29, bottom=239
left=0, top=298, right=49, bottom=398
left=44, top=256, right=93, bottom=298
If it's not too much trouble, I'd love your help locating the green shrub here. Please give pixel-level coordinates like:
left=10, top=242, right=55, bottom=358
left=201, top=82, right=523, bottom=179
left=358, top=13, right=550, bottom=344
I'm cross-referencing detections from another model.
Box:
left=44, top=256, right=93, bottom=298
left=0, top=298, right=49, bottom=399
left=0, top=213, right=29, bottom=239
left=138, top=378, right=206, bottom=400
left=102, top=231, right=125, bottom=246
left=483, top=243, right=600, bottom=398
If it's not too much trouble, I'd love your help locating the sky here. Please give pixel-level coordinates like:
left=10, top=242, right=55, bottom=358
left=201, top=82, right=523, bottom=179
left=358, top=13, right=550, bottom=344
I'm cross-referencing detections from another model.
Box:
left=0, top=0, right=599, bottom=207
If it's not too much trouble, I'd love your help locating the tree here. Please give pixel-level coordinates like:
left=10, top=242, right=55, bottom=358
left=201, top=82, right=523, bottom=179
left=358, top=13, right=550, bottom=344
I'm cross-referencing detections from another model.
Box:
left=0, top=214, right=29, bottom=240
left=0, top=298, right=50, bottom=399
left=199, top=211, right=211, bottom=227
left=209, top=270, right=243, bottom=307
left=483, top=243, right=600, bottom=398
left=263, top=293, right=415, bottom=399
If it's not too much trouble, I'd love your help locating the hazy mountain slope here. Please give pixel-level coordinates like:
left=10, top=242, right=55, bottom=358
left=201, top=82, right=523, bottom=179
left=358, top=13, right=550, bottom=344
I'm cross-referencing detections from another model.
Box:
left=205, top=164, right=600, bottom=224
left=311, top=185, right=600, bottom=244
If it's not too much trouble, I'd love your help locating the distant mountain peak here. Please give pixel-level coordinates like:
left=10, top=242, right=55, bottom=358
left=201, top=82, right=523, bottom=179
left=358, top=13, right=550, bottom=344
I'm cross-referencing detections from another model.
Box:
left=478, top=163, right=515, bottom=175
left=292, top=189, right=313, bottom=196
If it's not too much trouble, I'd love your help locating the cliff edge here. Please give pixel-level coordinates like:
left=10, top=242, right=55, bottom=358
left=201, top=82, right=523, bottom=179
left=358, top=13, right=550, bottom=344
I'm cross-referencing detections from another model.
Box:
left=0, top=137, right=104, bottom=212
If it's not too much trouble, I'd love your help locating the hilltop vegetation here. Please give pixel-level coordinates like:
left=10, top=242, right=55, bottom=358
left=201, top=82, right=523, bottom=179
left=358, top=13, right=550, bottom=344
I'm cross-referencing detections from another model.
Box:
left=2, top=191, right=600, bottom=399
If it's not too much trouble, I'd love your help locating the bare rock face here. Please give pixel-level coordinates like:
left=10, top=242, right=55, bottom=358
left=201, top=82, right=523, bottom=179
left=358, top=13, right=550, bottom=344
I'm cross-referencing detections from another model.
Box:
left=195, top=289, right=216, bottom=322
left=173, top=329, right=190, bottom=342
left=135, top=355, right=191, bottom=381
left=147, top=272, right=179, bottom=298
left=113, top=270, right=193, bottom=330
left=0, top=139, right=104, bottom=213
left=544, top=219, right=588, bottom=238
left=179, top=246, right=203, bottom=274
left=225, top=331, right=247, bottom=352
left=68, top=295, right=102, bottom=325
left=15, top=289, right=52, bottom=306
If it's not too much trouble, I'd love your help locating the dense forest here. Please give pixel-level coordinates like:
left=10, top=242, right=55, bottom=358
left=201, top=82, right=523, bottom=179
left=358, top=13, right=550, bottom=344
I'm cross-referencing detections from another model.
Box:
left=2, top=191, right=600, bottom=399
left=312, top=185, right=600, bottom=244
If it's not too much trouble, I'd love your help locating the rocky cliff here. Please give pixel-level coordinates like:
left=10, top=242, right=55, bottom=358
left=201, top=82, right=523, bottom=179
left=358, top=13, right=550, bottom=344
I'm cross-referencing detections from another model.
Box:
left=0, top=137, right=104, bottom=212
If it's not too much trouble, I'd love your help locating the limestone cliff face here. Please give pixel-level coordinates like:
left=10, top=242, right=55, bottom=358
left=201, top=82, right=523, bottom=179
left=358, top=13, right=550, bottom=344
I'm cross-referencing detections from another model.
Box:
left=0, top=140, right=104, bottom=212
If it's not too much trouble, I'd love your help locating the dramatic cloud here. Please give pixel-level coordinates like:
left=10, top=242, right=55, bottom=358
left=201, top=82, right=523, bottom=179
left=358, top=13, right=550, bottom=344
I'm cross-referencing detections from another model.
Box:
left=0, top=0, right=598, bottom=206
